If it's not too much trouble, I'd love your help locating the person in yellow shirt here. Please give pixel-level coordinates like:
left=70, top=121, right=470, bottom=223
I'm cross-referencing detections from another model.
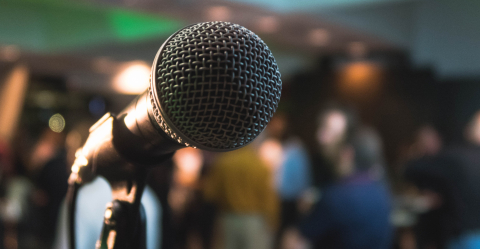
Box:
left=203, top=144, right=279, bottom=249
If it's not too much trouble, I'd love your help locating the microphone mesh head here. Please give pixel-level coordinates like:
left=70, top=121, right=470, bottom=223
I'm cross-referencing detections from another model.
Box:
left=150, top=21, right=282, bottom=151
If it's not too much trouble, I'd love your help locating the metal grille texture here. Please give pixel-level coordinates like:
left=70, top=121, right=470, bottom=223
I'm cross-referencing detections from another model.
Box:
left=150, top=21, right=282, bottom=151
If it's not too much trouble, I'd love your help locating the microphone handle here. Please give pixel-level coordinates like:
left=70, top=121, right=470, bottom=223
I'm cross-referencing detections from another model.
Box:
left=114, top=91, right=184, bottom=166
left=68, top=93, right=180, bottom=249
left=74, top=90, right=182, bottom=183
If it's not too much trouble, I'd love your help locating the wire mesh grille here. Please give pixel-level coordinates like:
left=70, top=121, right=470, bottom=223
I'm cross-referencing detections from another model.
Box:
left=151, top=21, right=282, bottom=150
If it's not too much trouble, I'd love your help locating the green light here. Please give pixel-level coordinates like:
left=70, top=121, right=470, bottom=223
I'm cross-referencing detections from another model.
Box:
left=109, top=9, right=181, bottom=41
left=0, top=0, right=183, bottom=52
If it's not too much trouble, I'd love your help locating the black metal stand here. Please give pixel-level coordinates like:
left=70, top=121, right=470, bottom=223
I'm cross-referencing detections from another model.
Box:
left=68, top=167, right=150, bottom=249
left=67, top=110, right=177, bottom=249
left=96, top=169, right=148, bottom=249
left=97, top=200, right=147, bottom=249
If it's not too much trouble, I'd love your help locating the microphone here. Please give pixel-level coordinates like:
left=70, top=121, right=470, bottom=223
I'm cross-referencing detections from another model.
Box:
left=73, top=21, right=282, bottom=178
left=69, top=21, right=281, bottom=249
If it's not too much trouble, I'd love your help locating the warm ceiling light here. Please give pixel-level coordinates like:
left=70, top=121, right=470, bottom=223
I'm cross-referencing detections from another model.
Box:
left=257, top=16, right=279, bottom=34
left=344, top=62, right=375, bottom=85
left=338, top=61, right=383, bottom=97
left=205, top=6, right=231, bottom=21
left=309, top=29, right=330, bottom=47
left=113, top=61, right=150, bottom=95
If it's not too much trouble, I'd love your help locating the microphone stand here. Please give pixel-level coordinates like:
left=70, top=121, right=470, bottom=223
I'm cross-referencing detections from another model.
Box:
left=68, top=167, right=148, bottom=249
left=67, top=111, right=176, bottom=249
left=96, top=170, right=147, bottom=249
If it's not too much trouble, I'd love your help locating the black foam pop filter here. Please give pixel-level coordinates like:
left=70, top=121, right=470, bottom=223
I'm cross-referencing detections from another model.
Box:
left=149, top=21, right=282, bottom=151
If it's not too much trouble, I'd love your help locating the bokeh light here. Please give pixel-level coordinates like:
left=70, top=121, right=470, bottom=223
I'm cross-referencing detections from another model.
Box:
left=309, top=28, right=330, bottom=47
left=338, top=61, right=383, bottom=97
left=205, top=6, right=231, bottom=21
left=113, top=61, right=150, bottom=95
left=257, top=16, right=280, bottom=34
left=48, top=113, right=65, bottom=133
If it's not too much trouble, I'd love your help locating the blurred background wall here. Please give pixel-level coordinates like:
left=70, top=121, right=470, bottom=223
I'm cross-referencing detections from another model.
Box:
left=1, top=0, right=478, bottom=150
left=0, top=0, right=480, bottom=248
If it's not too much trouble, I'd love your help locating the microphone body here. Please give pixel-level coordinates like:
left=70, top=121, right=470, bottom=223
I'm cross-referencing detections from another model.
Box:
left=73, top=21, right=282, bottom=180
left=68, top=21, right=282, bottom=249
left=75, top=91, right=183, bottom=182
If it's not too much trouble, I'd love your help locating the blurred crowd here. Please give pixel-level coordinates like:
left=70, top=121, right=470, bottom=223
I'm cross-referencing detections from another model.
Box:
left=2, top=102, right=480, bottom=249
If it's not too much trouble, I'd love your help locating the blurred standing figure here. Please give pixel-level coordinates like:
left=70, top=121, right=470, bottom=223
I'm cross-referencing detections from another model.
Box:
left=403, top=125, right=456, bottom=249
left=262, top=114, right=312, bottom=247
left=449, top=112, right=480, bottom=248
left=405, top=112, right=480, bottom=249
left=168, top=147, right=206, bottom=249
left=298, top=120, right=393, bottom=249
left=25, top=128, right=68, bottom=249
left=311, top=105, right=358, bottom=187
left=203, top=143, right=279, bottom=249
left=408, top=125, right=443, bottom=158
left=295, top=105, right=358, bottom=214
left=0, top=138, right=32, bottom=249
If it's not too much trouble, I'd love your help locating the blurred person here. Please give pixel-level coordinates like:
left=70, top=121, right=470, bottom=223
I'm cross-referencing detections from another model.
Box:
left=297, top=126, right=393, bottom=249
left=20, top=128, right=68, bottom=249
left=0, top=177, right=32, bottom=249
left=289, top=104, right=359, bottom=219
left=451, top=112, right=480, bottom=249
left=411, top=125, right=443, bottom=157
left=147, top=158, right=175, bottom=249
left=311, top=104, right=358, bottom=188
left=404, top=112, right=480, bottom=249
left=203, top=142, right=279, bottom=249
left=402, top=125, right=455, bottom=249
left=168, top=147, right=208, bottom=249
left=293, top=104, right=359, bottom=216
left=261, top=114, right=312, bottom=248
left=0, top=138, right=33, bottom=249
